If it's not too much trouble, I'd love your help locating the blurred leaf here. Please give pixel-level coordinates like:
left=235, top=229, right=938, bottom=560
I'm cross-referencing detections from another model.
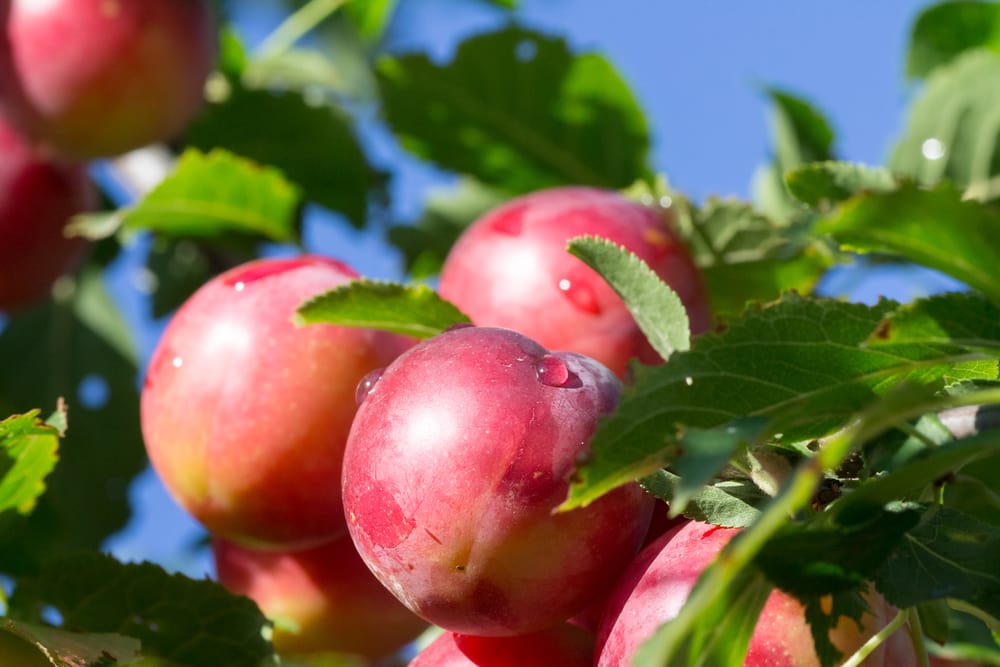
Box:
left=217, top=25, right=250, bottom=80
left=101, top=149, right=300, bottom=242
left=562, top=294, right=996, bottom=510
left=815, top=182, right=1000, bottom=300
left=378, top=26, right=650, bottom=193
left=244, top=49, right=343, bottom=92
left=907, top=1, right=1000, bottom=78
left=0, top=267, right=146, bottom=574
left=0, top=410, right=61, bottom=519
left=669, top=194, right=830, bottom=317
left=875, top=507, right=1000, bottom=619
left=188, top=87, right=371, bottom=226
left=891, top=49, right=1000, bottom=200
left=0, top=619, right=141, bottom=667
left=297, top=280, right=470, bottom=338
left=568, top=236, right=691, bottom=359
left=17, top=553, right=275, bottom=667
left=344, top=0, right=398, bottom=42
left=754, top=88, right=836, bottom=222
left=641, top=471, right=764, bottom=528
left=145, top=239, right=214, bottom=319
left=388, top=179, right=506, bottom=278
left=785, top=161, right=896, bottom=208
left=633, top=565, right=772, bottom=667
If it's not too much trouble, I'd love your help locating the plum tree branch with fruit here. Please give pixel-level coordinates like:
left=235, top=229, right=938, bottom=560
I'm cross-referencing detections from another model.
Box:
left=0, top=1, right=999, bottom=666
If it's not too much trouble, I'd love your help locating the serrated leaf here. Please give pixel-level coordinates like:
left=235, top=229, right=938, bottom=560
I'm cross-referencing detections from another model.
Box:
left=907, top=1, right=1000, bottom=78
left=866, top=291, right=1000, bottom=355
left=634, top=565, right=772, bottom=667
left=20, top=553, right=275, bottom=667
left=378, top=26, right=650, bottom=193
left=0, top=267, right=146, bottom=574
left=388, top=179, right=507, bottom=278
left=640, top=471, right=763, bottom=528
left=670, top=195, right=830, bottom=317
left=815, top=182, right=1000, bottom=301
left=875, top=507, right=1000, bottom=620
left=188, top=87, right=370, bottom=226
left=562, top=294, right=996, bottom=510
left=785, top=161, right=896, bottom=208
left=568, top=236, right=690, bottom=359
left=297, top=280, right=470, bottom=338
left=891, top=49, right=1000, bottom=200
left=0, top=410, right=61, bottom=517
left=1, top=619, right=141, bottom=667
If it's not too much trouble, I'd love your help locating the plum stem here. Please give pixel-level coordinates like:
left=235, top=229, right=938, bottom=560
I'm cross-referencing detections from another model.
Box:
left=905, top=607, right=932, bottom=667
left=840, top=608, right=907, bottom=667
left=257, top=0, right=349, bottom=59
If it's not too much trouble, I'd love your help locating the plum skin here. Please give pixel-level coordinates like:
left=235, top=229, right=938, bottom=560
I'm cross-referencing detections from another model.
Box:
left=213, top=534, right=426, bottom=660
left=343, top=325, right=655, bottom=636
left=439, top=186, right=710, bottom=378
left=141, top=256, right=413, bottom=549
left=595, top=520, right=918, bottom=667
left=0, top=118, right=92, bottom=312
left=0, top=0, right=216, bottom=159
left=409, top=624, right=595, bottom=666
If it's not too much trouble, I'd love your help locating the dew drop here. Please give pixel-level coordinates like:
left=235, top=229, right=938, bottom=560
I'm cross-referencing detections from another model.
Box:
left=536, top=354, right=570, bottom=387
left=171, top=356, right=183, bottom=369
left=233, top=281, right=245, bottom=292
left=356, top=368, right=384, bottom=405
left=685, top=376, right=694, bottom=386
left=922, top=138, right=945, bottom=161
left=558, top=277, right=601, bottom=314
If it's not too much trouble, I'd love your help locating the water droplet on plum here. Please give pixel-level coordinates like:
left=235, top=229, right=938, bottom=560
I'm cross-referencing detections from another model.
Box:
left=356, top=368, right=384, bottom=405
left=536, top=354, right=570, bottom=387
left=171, top=356, right=183, bottom=369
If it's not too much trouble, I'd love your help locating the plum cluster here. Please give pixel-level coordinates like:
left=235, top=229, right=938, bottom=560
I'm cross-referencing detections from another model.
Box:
left=139, top=185, right=917, bottom=665
left=0, top=0, right=215, bottom=313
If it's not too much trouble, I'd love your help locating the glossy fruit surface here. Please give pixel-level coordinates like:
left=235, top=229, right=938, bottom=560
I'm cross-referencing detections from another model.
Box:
left=0, top=118, right=91, bottom=311
left=596, top=520, right=917, bottom=667
left=213, top=534, right=426, bottom=660
left=343, top=325, right=654, bottom=636
left=409, top=624, right=594, bottom=666
left=0, top=0, right=216, bottom=158
left=142, top=256, right=413, bottom=548
left=439, top=187, right=710, bottom=378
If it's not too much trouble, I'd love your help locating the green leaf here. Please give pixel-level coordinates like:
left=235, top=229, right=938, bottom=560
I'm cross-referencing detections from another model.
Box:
left=785, top=161, right=896, bottom=208
left=296, top=280, right=471, bottom=338
left=890, top=49, right=1000, bottom=200
left=633, top=565, right=772, bottom=667
left=568, top=236, right=690, bottom=360
left=562, top=294, right=996, bottom=510
left=669, top=194, right=830, bottom=317
left=0, top=410, right=61, bottom=519
left=875, top=507, right=1000, bottom=620
left=0, top=267, right=146, bottom=574
left=802, top=591, right=871, bottom=667
left=121, top=149, right=301, bottom=242
left=815, top=182, right=1000, bottom=301
left=17, top=553, right=275, bottom=667
left=0, top=619, right=142, bottom=667
left=377, top=26, right=650, bottom=193
left=866, top=291, right=1000, bottom=355
left=755, top=504, right=922, bottom=595
left=907, top=1, right=1000, bottom=78
left=640, top=471, right=764, bottom=528
left=344, top=0, right=399, bottom=42
left=244, top=49, right=344, bottom=92
left=187, top=88, right=371, bottom=226
left=388, top=179, right=507, bottom=279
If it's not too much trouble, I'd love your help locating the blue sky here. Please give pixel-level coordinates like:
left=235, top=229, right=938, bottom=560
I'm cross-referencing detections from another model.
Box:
left=106, top=0, right=959, bottom=575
